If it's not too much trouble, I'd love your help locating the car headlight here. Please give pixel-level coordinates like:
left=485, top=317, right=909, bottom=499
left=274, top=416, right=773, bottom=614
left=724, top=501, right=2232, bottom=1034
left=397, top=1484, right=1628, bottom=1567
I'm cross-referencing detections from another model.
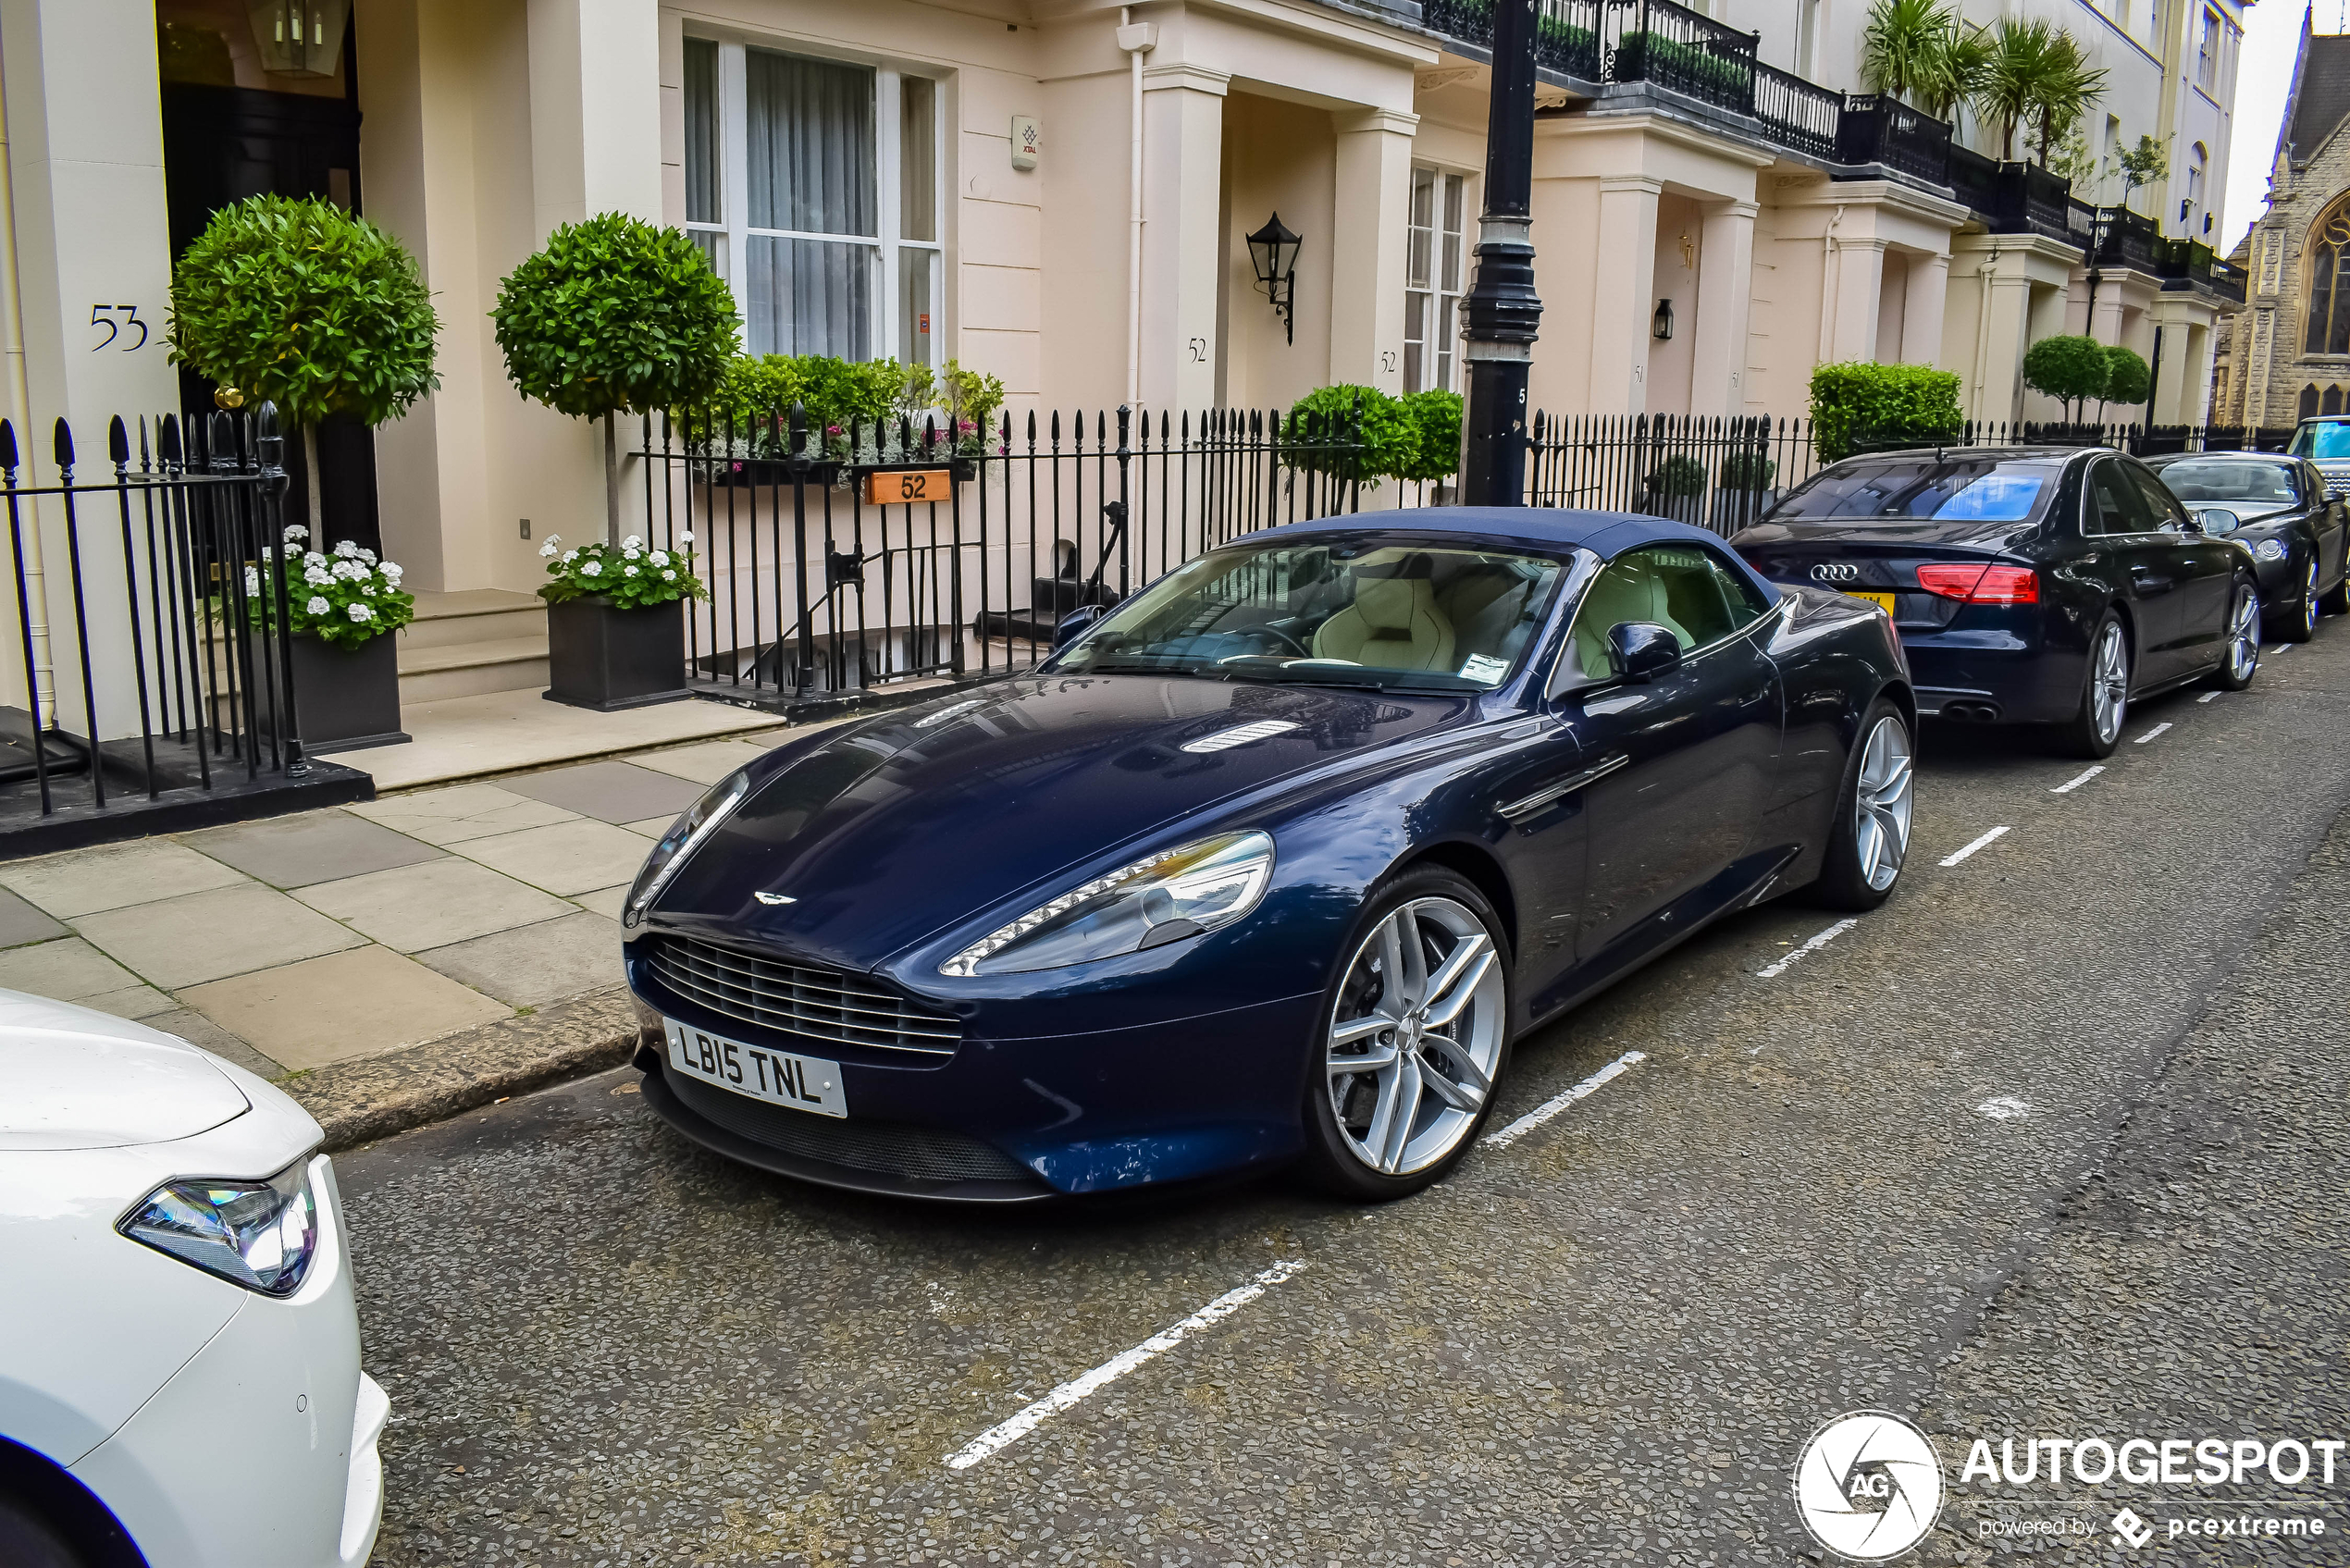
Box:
left=625, top=771, right=752, bottom=929
left=2255, top=538, right=2288, bottom=562
left=941, top=831, right=1275, bottom=977
left=119, top=1160, right=319, bottom=1296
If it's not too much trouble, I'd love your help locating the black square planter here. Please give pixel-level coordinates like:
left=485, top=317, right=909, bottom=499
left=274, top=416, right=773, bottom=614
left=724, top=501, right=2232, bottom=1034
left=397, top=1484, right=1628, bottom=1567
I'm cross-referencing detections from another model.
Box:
left=545, top=595, right=690, bottom=710
left=259, top=632, right=409, bottom=755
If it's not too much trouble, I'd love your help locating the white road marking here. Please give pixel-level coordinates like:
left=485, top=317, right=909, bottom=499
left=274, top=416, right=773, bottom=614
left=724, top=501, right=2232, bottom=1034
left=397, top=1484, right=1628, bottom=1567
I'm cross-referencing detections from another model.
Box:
left=1939, top=825, right=2011, bottom=867
left=2133, top=722, right=2173, bottom=744
left=2050, top=764, right=2105, bottom=795
left=943, top=1259, right=1306, bottom=1470
left=2266, top=642, right=2291, bottom=654
left=1755, top=919, right=1859, bottom=979
left=1975, top=1095, right=2032, bottom=1120
left=1482, top=1051, right=1646, bottom=1148
left=2198, top=691, right=2223, bottom=703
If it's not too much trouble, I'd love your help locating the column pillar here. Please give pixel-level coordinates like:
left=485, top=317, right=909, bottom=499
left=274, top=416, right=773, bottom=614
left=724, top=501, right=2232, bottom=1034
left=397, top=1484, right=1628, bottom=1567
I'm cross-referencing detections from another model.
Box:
left=1689, top=199, right=1755, bottom=418
left=2087, top=277, right=2127, bottom=347
left=2151, top=300, right=2212, bottom=425
left=1827, top=237, right=1887, bottom=362
left=1140, top=63, right=1227, bottom=412
left=1329, top=108, right=1416, bottom=394
left=1589, top=176, right=1662, bottom=416
left=1900, top=252, right=1948, bottom=367
left=526, top=0, right=662, bottom=235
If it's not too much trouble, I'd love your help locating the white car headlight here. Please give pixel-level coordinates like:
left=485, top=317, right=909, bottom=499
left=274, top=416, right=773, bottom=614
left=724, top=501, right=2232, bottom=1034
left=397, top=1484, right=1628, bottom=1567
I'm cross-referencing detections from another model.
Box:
left=625, top=771, right=753, bottom=929
left=2255, top=538, right=2288, bottom=562
left=941, top=831, right=1276, bottom=978
left=119, top=1160, right=319, bottom=1296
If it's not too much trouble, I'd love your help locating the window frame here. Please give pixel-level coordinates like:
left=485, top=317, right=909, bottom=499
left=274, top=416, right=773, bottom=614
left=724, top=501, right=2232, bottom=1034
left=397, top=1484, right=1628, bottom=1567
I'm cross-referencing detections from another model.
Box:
left=1403, top=164, right=1470, bottom=396
left=683, top=32, right=946, bottom=364
left=2196, top=9, right=2219, bottom=89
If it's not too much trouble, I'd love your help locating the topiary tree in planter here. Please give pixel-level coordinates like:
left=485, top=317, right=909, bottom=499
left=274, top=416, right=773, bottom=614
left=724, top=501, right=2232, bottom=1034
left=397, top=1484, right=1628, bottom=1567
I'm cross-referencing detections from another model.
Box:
left=2101, top=345, right=2152, bottom=419
left=167, top=193, right=440, bottom=537
left=2022, top=333, right=2113, bottom=424
left=492, top=214, right=737, bottom=544
left=1809, top=362, right=1964, bottom=462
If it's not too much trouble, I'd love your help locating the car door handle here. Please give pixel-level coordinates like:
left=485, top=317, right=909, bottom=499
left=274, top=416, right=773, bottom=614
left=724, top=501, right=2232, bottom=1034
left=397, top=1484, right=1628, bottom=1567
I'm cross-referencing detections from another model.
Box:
left=1497, top=754, right=1629, bottom=821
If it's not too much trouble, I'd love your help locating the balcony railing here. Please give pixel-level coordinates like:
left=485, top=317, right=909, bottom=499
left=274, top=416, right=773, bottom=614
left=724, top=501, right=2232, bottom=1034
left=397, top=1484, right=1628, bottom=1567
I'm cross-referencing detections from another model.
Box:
left=1601, top=0, right=1757, bottom=114
left=1835, top=94, right=1952, bottom=185
left=2095, top=206, right=2161, bottom=273
left=2158, top=239, right=2247, bottom=303
left=1752, top=60, right=1839, bottom=161
left=1422, top=0, right=1606, bottom=80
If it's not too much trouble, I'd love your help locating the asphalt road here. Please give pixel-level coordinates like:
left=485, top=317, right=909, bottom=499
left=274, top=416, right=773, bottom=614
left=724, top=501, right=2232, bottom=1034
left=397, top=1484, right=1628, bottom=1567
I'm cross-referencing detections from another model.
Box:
left=340, top=626, right=2350, bottom=1567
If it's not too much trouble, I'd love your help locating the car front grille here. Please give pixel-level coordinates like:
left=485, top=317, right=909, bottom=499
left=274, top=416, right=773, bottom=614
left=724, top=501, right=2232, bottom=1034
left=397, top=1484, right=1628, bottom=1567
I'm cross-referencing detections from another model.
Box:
left=664, top=1068, right=1037, bottom=1187
left=644, top=935, right=961, bottom=1059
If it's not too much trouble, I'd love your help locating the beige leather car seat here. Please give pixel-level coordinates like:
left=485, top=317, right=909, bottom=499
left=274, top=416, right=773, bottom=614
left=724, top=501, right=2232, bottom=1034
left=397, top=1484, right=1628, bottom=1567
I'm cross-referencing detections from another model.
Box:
left=1312, top=574, right=1457, bottom=671
left=1570, top=555, right=1692, bottom=676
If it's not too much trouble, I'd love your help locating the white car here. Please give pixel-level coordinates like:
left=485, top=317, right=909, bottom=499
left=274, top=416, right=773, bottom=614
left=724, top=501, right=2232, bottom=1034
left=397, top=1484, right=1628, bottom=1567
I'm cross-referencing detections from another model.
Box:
left=0, top=990, right=385, bottom=1567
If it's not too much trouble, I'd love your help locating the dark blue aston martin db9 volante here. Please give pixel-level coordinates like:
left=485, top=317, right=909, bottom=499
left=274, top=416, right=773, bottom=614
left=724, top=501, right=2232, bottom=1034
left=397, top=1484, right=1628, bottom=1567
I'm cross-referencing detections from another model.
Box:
left=622, top=509, right=1915, bottom=1203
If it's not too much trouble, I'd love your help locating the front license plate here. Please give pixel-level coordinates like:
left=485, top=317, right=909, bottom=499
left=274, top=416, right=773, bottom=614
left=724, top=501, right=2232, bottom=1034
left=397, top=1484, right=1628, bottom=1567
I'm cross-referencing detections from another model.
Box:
left=663, top=1018, right=847, bottom=1118
left=1846, top=589, right=1897, bottom=618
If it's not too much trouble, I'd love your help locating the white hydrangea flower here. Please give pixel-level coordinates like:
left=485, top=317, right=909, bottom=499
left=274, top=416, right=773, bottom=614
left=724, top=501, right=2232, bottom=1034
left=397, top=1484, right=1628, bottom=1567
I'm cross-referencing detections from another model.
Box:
left=347, top=602, right=374, bottom=623
left=649, top=550, right=670, bottom=567
left=381, top=562, right=403, bottom=581
left=283, top=525, right=309, bottom=543
left=332, top=560, right=365, bottom=580
left=561, top=549, right=578, bottom=564
left=243, top=567, right=260, bottom=595
left=305, top=595, right=330, bottom=615
left=538, top=540, right=558, bottom=558
left=581, top=561, right=602, bottom=576
left=623, top=535, right=644, bottom=551
left=662, top=569, right=677, bottom=581
left=305, top=568, right=332, bottom=587
left=624, top=564, right=640, bottom=577
left=358, top=549, right=377, bottom=564
left=677, top=530, right=694, bottom=545
left=623, top=548, right=640, bottom=561
left=333, top=539, right=361, bottom=559
left=361, top=584, right=376, bottom=596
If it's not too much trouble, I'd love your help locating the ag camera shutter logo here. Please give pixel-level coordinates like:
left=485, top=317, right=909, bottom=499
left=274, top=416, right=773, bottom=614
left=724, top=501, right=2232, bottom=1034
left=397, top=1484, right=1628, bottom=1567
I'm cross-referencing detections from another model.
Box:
left=1792, top=1410, right=1947, bottom=1559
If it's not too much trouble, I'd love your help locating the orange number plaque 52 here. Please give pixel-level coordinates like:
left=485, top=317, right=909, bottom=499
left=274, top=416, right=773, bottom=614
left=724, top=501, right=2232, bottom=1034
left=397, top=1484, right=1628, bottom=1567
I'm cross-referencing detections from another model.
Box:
left=862, top=470, right=952, bottom=505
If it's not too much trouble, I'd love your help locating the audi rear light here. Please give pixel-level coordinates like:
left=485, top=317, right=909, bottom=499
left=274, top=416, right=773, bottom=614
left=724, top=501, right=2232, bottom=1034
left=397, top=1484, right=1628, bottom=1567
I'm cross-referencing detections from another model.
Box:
left=1915, top=563, right=2038, bottom=604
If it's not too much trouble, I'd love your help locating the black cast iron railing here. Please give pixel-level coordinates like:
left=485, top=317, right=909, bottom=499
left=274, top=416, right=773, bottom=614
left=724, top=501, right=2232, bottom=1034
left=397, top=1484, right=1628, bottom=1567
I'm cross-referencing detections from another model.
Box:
left=1602, top=0, right=1757, bottom=113
left=1752, top=61, right=1840, bottom=160
left=2095, top=206, right=2161, bottom=273
left=1835, top=95, right=1953, bottom=184
left=0, top=405, right=310, bottom=826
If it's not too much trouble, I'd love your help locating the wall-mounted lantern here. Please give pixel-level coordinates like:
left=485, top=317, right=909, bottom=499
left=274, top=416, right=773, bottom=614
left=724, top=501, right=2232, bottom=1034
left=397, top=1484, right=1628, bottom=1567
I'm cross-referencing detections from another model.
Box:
left=1246, top=213, right=1303, bottom=345
left=1652, top=298, right=1675, bottom=341
left=248, top=0, right=351, bottom=77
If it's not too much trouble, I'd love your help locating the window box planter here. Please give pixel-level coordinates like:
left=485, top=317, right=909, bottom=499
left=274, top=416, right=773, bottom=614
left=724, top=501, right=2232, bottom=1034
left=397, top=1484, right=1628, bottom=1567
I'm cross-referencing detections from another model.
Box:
left=258, top=631, right=409, bottom=755
left=545, top=595, right=689, bottom=710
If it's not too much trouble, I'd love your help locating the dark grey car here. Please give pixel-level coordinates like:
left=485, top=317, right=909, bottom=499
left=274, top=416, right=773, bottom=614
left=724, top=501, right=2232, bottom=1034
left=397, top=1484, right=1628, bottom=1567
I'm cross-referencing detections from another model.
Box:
left=2147, top=451, right=2350, bottom=643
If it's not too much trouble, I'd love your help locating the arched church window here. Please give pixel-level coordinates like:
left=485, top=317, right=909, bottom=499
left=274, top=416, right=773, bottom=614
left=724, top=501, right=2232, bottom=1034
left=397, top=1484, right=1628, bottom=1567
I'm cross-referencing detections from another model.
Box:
left=2327, top=386, right=2347, bottom=416
left=2304, top=384, right=2323, bottom=420
left=2307, top=198, right=2350, bottom=356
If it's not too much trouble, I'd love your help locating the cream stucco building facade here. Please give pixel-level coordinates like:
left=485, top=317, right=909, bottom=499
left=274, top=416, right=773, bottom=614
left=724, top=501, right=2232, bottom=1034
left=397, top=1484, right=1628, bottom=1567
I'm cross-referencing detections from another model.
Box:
left=0, top=0, right=2249, bottom=602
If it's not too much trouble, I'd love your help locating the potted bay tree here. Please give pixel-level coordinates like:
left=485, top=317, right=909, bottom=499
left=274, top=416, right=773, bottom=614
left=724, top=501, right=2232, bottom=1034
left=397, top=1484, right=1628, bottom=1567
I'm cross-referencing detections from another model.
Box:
left=167, top=193, right=439, bottom=749
left=493, top=214, right=735, bottom=708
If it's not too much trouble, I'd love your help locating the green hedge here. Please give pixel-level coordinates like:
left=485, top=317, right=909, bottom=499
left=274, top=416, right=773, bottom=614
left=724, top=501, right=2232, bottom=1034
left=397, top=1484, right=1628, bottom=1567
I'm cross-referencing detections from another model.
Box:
left=1618, top=31, right=1752, bottom=99
left=1809, top=362, right=1963, bottom=463
left=1283, top=385, right=1464, bottom=484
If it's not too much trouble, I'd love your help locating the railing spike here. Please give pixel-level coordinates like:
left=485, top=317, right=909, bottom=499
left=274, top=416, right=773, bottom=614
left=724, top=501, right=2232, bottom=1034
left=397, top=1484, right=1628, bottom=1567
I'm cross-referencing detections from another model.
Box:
left=52, top=416, right=73, bottom=474
left=0, top=419, right=16, bottom=479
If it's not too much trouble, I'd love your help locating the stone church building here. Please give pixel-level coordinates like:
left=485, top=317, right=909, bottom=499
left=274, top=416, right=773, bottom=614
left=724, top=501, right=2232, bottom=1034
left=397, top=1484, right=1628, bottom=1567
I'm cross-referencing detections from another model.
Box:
left=2214, top=11, right=2350, bottom=427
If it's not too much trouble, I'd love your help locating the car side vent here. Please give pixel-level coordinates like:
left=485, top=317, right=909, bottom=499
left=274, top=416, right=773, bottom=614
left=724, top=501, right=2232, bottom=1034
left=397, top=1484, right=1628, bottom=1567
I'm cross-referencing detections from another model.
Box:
left=1181, top=720, right=1301, bottom=754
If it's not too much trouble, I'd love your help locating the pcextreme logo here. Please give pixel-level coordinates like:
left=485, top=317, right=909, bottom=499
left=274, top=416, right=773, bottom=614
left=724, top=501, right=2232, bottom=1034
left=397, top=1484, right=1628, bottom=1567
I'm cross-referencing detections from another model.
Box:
left=1792, top=1411, right=1947, bottom=1560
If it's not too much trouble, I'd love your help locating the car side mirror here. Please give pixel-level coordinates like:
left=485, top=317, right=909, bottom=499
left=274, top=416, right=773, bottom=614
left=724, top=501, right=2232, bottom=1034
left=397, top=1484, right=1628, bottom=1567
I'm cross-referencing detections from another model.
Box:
left=1052, top=605, right=1107, bottom=649
left=1608, top=621, right=1684, bottom=682
left=2190, top=507, right=2236, bottom=535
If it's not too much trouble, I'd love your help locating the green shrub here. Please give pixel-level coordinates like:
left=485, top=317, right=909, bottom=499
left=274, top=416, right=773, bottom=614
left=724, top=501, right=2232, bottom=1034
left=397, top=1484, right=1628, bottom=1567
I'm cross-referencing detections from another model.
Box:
left=1397, top=390, right=1464, bottom=483
left=1284, top=385, right=1409, bottom=481
left=1718, top=451, right=1779, bottom=490
left=169, top=193, right=439, bottom=530
left=1536, top=15, right=1598, bottom=64
left=2101, top=345, right=2152, bottom=409
left=2022, top=334, right=2112, bottom=421
left=1618, top=31, right=1751, bottom=98
left=493, top=213, right=736, bottom=541
left=1809, top=362, right=1964, bottom=462
left=1647, top=455, right=1710, bottom=499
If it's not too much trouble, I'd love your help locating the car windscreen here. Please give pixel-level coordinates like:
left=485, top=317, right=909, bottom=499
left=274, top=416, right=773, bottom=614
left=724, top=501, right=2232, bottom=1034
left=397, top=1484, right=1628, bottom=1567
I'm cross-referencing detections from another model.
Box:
left=1768, top=459, right=2059, bottom=525
left=2289, top=423, right=2350, bottom=460
left=1049, top=541, right=1569, bottom=692
left=2154, top=459, right=2299, bottom=510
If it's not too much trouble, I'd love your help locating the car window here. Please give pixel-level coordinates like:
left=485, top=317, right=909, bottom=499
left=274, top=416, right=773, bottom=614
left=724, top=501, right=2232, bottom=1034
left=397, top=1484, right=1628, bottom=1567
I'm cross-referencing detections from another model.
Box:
left=2289, top=423, right=2350, bottom=460
left=1770, top=457, right=2056, bottom=524
left=1052, top=540, right=1566, bottom=691
left=2088, top=461, right=2158, bottom=536
left=1565, top=544, right=1746, bottom=679
left=2154, top=459, right=2299, bottom=509
left=1704, top=552, right=1774, bottom=623
left=2126, top=465, right=2190, bottom=532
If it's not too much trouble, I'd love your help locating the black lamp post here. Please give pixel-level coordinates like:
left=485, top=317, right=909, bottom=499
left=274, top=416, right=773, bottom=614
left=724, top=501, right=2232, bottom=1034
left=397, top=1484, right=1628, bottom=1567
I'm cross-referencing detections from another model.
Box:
left=1246, top=214, right=1303, bottom=344
left=1458, top=0, right=1543, bottom=505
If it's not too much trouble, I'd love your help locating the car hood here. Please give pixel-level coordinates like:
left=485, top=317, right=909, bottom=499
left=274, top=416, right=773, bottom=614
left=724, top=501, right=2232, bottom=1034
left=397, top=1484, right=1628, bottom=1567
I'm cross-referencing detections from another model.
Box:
left=0, top=991, right=251, bottom=1151
left=648, top=673, right=1466, bottom=965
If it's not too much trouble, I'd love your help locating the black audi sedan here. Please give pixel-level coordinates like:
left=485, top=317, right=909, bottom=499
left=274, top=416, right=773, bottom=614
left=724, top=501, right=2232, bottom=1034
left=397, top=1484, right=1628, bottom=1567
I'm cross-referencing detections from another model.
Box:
left=2144, top=451, right=2350, bottom=642
left=1731, top=447, right=2260, bottom=758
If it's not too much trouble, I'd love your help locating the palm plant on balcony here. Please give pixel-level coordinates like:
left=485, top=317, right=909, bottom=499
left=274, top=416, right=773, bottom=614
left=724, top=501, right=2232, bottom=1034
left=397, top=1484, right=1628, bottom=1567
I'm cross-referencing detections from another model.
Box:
left=1913, top=23, right=1989, bottom=124
left=2030, top=34, right=2107, bottom=167
left=1859, top=0, right=1952, bottom=105
left=1972, top=18, right=2059, bottom=161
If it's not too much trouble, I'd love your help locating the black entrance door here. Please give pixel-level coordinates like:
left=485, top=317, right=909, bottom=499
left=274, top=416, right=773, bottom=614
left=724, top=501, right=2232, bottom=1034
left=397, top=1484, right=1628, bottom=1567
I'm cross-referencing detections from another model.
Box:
left=161, top=77, right=381, bottom=555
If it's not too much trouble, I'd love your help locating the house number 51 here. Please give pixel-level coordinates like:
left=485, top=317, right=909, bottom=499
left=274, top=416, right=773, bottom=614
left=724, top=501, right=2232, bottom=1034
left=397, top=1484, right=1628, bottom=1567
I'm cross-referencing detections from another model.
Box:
left=90, top=305, right=148, bottom=352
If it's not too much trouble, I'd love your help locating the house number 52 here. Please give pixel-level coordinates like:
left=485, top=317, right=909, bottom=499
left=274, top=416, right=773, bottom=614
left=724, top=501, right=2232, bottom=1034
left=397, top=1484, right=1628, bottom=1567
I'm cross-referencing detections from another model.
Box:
left=90, top=305, right=149, bottom=352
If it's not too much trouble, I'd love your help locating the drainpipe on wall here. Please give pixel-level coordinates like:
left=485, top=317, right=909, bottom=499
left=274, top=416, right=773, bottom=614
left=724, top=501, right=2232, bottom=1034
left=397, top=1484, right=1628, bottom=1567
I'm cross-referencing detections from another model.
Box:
left=1972, top=259, right=1995, bottom=416
left=1118, top=10, right=1157, bottom=410
left=1816, top=204, right=1844, bottom=364
left=0, top=68, right=56, bottom=729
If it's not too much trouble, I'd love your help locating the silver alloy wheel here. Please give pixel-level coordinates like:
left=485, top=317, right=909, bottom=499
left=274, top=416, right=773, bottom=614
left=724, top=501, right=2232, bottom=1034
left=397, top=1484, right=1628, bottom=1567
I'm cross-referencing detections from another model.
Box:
left=2091, top=620, right=2129, bottom=745
left=1853, top=714, right=1913, bottom=892
left=2306, top=561, right=2320, bottom=636
left=2229, top=583, right=2262, bottom=682
left=1325, top=896, right=1505, bottom=1176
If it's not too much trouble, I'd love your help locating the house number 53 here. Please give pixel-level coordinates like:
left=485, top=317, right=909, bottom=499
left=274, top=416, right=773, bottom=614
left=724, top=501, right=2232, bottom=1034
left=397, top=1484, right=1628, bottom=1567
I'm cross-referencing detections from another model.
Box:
left=90, top=305, right=149, bottom=352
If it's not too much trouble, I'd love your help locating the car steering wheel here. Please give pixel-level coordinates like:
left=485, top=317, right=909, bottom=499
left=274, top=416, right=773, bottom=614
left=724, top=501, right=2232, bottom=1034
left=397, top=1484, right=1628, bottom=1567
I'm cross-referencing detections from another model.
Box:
left=1243, top=625, right=1311, bottom=658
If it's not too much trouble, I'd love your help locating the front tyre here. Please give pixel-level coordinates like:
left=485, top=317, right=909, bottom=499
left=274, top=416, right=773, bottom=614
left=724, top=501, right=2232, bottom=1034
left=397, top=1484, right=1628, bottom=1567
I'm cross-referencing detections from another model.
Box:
left=2055, top=611, right=2130, bottom=759
left=2212, top=576, right=2261, bottom=691
left=1303, top=868, right=1511, bottom=1201
left=1809, top=699, right=1914, bottom=912
left=2270, top=557, right=2319, bottom=643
